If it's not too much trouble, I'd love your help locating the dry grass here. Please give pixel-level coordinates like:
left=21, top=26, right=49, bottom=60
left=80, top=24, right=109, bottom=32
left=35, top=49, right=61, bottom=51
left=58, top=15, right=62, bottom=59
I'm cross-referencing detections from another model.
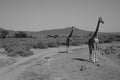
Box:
left=17, top=70, right=70, bottom=80
left=99, top=44, right=120, bottom=57
left=0, top=57, right=16, bottom=68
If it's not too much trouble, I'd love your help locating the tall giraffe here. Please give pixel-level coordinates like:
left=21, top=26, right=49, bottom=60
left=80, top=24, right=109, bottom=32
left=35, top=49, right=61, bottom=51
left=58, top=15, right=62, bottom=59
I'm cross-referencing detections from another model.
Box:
left=66, top=26, right=74, bottom=53
left=88, top=17, right=104, bottom=63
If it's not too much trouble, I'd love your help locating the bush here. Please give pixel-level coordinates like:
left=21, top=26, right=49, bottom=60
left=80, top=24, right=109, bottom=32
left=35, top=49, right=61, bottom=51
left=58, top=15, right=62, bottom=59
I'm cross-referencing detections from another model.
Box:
left=19, top=50, right=33, bottom=57
left=3, top=44, right=17, bottom=53
left=0, top=30, right=9, bottom=38
left=47, top=42, right=58, bottom=48
left=52, top=34, right=60, bottom=38
left=0, top=58, right=16, bottom=67
left=7, top=50, right=19, bottom=57
left=33, top=42, right=48, bottom=49
left=0, top=51, right=8, bottom=55
left=5, top=45, right=31, bottom=53
left=2, top=42, right=33, bottom=57
left=71, top=41, right=80, bottom=46
left=14, top=31, right=28, bottom=38
left=7, top=49, right=33, bottom=57
left=103, top=45, right=119, bottom=55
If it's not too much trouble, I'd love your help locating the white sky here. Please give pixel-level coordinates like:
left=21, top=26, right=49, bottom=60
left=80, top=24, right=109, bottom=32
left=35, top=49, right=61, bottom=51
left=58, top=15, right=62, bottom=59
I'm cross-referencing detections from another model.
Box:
left=0, top=0, right=120, bottom=32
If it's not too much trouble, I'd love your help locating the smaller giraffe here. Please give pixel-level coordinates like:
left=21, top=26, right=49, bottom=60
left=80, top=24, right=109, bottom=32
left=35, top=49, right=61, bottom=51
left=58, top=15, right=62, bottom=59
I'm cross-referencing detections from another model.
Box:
left=88, top=17, right=104, bottom=63
left=66, top=26, right=74, bottom=53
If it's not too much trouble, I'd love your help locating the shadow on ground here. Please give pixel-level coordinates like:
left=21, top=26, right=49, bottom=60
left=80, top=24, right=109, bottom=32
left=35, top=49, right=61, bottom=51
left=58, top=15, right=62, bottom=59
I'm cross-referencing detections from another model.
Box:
left=72, top=58, right=91, bottom=63
left=58, top=51, right=69, bottom=53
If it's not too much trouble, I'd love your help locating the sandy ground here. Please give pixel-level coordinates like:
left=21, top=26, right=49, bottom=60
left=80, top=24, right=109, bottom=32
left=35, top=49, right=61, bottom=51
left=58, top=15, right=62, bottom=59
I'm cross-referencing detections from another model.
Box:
left=0, top=46, right=83, bottom=80
left=0, top=44, right=120, bottom=80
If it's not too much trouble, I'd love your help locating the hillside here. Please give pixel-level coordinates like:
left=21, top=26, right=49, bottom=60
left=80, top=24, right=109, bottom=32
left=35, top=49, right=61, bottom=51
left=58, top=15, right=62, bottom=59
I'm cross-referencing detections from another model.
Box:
left=0, top=26, right=120, bottom=37
left=36, top=27, right=90, bottom=36
left=0, top=27, right=91, bottom=38
left=0, top=27, right=120, bottom=44
left=25, top=27, right=120, bottom=37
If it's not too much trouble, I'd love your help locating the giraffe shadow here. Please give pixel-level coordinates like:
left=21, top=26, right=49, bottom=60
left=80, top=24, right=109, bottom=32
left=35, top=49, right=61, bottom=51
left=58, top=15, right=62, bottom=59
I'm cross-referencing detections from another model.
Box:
left=58, top=51, right=68, bottom=53
left=72, top=58, right=91, bottom=63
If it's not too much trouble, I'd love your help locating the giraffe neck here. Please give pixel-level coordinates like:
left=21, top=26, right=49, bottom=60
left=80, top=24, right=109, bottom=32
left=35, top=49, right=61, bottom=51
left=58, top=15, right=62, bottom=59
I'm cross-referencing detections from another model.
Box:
left=92, top=20, right=100, bottom=39
left=68, top=27, right=73, bottom=38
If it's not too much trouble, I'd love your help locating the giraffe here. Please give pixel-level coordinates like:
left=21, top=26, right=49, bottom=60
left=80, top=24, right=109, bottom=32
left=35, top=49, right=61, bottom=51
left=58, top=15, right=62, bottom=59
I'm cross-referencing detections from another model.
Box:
left=66, top=26, right=74, bottom=53
left=88, top=17, right=104, bottom=63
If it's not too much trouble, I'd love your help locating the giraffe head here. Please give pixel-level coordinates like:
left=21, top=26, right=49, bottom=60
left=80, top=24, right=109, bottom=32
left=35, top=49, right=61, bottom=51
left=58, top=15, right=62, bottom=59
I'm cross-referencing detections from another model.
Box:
left=71, top=26, right=74, bottom=31
left=99, top=17, right=104, bottom=24
left=72, top=26, right=74, bottom=29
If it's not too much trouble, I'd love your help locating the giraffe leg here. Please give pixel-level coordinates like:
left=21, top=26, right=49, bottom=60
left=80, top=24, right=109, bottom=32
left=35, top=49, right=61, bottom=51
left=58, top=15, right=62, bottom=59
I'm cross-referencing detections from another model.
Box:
left=89, top=49, right=93, bottom=62
left=93, top=50, right=95, bottom=63
left=95, top=51, right=97, bottom=63
left=95, top=51, right=98, bottom=62
left=93, top=50, right=98, bottom=63
left=66, top=45, right=71, bottom=53
left=66, top=46, right=69, bottom=53
left=69, top=46, right=72, bottom=52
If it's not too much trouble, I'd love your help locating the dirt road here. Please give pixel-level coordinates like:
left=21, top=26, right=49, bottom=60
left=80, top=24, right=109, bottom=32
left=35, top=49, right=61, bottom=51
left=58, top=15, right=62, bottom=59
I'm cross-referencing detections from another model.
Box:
left=0, top=44, right=120, bottom=80
left=0, top=46, right=84, bottom=80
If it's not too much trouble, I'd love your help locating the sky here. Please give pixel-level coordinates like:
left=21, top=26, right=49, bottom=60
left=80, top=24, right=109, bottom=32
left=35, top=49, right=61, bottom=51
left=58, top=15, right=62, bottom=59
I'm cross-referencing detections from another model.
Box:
left=0, top=0, right=120, bottom=32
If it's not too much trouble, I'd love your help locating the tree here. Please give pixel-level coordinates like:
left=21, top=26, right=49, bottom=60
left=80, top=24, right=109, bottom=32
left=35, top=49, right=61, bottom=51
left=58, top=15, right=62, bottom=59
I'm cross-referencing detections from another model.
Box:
left=14, top=31, right=28, bottom=38
left=0, top=30, right=9, bottom=38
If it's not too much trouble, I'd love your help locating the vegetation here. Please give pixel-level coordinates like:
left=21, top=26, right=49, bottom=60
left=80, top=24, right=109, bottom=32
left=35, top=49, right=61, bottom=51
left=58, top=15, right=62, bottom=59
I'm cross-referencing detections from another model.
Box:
left=0, top=30, right=9, bottom=38
left=0, top=27, right=120, bottom=57
left=1, top=38, right=34, bottom=57
left=100, top=45, right=120, bottom=56
left=47, top=41, right=58, bottom=47
left=7, top=49, right=33, bottom=57
left=14, top=31, right=28, bottom=38
left=32, top=41, right=48, bottom=49
left=0, top=58, right=16, bottom=68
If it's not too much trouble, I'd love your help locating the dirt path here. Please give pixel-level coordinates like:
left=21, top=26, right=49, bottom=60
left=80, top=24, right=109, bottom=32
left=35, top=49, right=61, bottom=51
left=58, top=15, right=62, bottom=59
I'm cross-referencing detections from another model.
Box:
left=0, top=46, right=83, bottom=80
left=22, top=45, right=120, bottom=80
left=0, top=44, right=120, bottom=80
left=44, top=47, right=120, bottom=80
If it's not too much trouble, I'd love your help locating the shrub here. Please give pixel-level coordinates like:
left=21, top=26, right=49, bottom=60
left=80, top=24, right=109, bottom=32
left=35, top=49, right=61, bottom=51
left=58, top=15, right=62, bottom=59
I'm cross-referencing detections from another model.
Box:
left=3, top=44, right=17, bottom=53
left=2, top=42, right=33, bottom=57
left=19, top=50, right=33, bottom=57
left=33, top=42, right=48, bottom=49
left=103, top=45, right=119, bottom=55
left=47, top=42, right=58, bottom=48
left=71, top=41, right=80, bottom=46
left=7, top=50, right=19, bottom=57
left=7, top=49, right=33, bottom=57
left=0, top=30, right=9, bottom=38
left=0, top=58, right=16, bottom=67
left=14, top=31, right=28, bottom=38
left=52, top=34, right=60, bottom=38
left=0, top=51, right=8, bottom=55
left=5, top=46, right=15, bottom=53
left=5, top=45, right=31, bottom=53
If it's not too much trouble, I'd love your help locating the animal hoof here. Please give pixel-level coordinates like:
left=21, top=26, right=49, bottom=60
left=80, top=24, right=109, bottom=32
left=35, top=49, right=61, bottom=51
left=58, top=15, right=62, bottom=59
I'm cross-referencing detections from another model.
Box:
left=80, top=66, right=86, bottom=71
left=89, top=59, right=92, bottom=62
left=93, top=60, right=96, bottom=63
left=97, top=63, right=101, bottom=66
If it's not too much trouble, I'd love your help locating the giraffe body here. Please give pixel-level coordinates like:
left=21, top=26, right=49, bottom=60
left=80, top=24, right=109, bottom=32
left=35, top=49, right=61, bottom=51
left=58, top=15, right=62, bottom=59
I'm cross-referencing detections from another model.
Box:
left=88, top=37, right=99, bottom=62
left=66, top=26, right=74, bottom=53
left=88, top=17, right=104, bottom=63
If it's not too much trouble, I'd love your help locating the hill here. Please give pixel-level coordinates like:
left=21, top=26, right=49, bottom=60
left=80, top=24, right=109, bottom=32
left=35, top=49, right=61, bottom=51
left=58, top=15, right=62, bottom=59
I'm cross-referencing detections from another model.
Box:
left=36, top=27, right=90, bottom=36
left=0, top=26, right=120, bottom=37
left=0, top=27, right=120, bottom=44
